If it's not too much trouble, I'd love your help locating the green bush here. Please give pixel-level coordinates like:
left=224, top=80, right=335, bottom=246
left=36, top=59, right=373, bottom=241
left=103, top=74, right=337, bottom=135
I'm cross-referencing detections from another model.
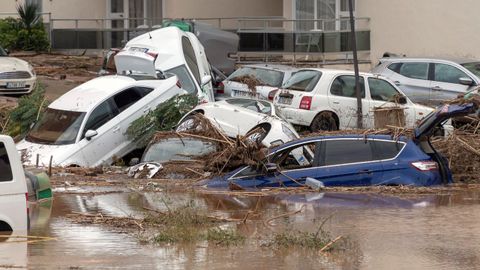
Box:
left=16, top=27, right=49, bottom=51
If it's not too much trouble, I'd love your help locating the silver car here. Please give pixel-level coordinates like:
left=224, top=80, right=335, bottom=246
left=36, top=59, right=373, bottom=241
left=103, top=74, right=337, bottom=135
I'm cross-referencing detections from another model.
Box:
left=371, top=57, right=480, bottom=106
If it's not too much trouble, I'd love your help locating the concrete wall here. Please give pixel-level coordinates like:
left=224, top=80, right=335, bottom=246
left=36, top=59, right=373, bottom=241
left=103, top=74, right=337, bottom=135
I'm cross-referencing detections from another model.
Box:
left=356, top=0, right=480, bottom=65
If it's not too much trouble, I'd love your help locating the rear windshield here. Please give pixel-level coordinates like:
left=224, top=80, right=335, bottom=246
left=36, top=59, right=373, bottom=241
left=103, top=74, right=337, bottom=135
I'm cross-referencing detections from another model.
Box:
left=228, top=67, right=284, bottom=87
left=461, top=62, right=480, bottom=78
left=0, top=142, right=13, bottom=182
left=142, top=137, right=217, bottom=162
left=282, top=70, right=321, bottom=92
left=26, top=108, right=86, bottom=145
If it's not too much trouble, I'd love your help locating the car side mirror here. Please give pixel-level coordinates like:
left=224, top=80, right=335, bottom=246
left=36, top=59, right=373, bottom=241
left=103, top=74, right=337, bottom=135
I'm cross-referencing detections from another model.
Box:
left=201, top=75, right=212, bottom=87
left=263, top=163, right=278, bottom=174
left=459, top=77, right=474, bottom=86
left=85, top=130, right=98, bottom=141
left=129, top=158, right=139, bottom=166
left=398, top=95, right=407, bottom=104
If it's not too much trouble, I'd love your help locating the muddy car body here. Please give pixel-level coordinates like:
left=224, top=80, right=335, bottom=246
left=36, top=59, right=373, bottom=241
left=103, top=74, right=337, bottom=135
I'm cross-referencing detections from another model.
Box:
left=204, top=102, right=477, bottom=189
left=0, top=46, right=36, bottom=95
left=176, top=98, right=300, bottom=147
left=17, top=74, right=184, bottom=167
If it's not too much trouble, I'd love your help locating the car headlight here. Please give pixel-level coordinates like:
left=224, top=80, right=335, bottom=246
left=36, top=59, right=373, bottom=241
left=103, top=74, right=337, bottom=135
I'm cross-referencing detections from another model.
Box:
left=28, top=64, right=36, bottom=76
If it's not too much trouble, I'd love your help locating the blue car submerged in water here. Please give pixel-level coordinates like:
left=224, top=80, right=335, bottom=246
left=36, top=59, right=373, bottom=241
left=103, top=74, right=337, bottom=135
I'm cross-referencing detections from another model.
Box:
left=206, top=103, right=478, bottom=188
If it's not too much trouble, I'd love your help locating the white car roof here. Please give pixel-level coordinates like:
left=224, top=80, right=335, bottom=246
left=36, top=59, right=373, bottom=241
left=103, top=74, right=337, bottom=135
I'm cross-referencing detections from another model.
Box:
left=297, top=67, right=372, bottom=77
left=124, top=26, right=187, bottom=71
left=242, top=64, right=298, bottom=72
left=48, top=75, right=141, bottom=112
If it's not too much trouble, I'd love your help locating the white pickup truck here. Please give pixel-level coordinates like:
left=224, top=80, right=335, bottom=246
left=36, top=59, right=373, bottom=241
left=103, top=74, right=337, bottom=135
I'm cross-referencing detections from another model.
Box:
left=0, top=135, right=28, bottom=232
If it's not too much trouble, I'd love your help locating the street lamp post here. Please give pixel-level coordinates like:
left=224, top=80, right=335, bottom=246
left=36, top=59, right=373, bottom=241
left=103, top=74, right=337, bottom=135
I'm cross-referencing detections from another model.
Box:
left=348, top=0, right=363, bottom=129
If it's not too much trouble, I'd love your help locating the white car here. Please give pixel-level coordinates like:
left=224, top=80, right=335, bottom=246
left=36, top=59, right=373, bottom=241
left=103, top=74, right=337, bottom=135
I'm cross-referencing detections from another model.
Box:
left=0, top=46, right=36, bottom=95
left=120, top=26, right=215, bottom=102
left=220, top=64, right=297, bottom=100
left=273, top=68, right=434, bottom=131
left=0, top=135, right=28, bottom=232
left=17, top=73, right=185, bottom=167
left=176, top=98, right=300, bottom=147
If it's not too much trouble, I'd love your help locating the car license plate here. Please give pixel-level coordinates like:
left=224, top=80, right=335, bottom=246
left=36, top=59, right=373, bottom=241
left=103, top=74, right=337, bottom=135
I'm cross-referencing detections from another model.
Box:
left=233, top=90, right=259, bottom=98
left=278, top=97, right=292, bottom=105
left=6, top=81, right=26, bottom=89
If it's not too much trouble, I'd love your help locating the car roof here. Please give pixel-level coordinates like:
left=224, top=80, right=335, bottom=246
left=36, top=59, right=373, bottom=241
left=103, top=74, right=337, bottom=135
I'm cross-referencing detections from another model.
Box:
left=48, top=75, right=143, bottom=112
left=241, top=64, right=298, bottom=72
left=270, top=134, right=408, bottom=152
left=380, top=57, right=480, bottom=65
left=296, top=67, right=372, bottom=77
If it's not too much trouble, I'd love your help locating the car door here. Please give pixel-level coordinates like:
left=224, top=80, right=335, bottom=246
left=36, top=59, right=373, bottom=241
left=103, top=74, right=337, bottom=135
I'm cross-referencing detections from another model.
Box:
left=388, top=62, right=431, bottom=104
left=430, top=63, right=475, bottom=103
left=371, top=139, right=409, bottom=185
left=366, top=77, right=415, bottom=128
left=78, top=98, right=120, bottom=166
left=315, top=139, right=383, bottom=186
left=327, top=75, right=370, bottom=129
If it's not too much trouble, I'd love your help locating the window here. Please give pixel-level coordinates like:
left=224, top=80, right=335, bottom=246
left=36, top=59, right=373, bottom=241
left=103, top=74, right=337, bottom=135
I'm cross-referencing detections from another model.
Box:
left=0, top=143, right=13, bottom=182
left=113, top=88, right=143, bottom=113
left=228, top=67, right=284, bottom=87
left=322, top=140, right=373, bottom=165
left=295, top=0, right=356, bottom=31
left=283, top=70, right=321, bottom=92
left=166, top=65, right=197, bottom=95
left=330, top=75, right=365, bottom=98
left=461, top=62, right=480, bottom=78
left=84, top=100, right=117, bottom=135
left=387, top=63, right=403, bottom=73
left=398, top=63, right=428, bottom=80
left=182, top=37, right=200, bottom=84
left=371, top=140, right=405, bottom=160
left=368, top=78, right=401, bottom=102
left=225, top=99, right=272, bottom=115
left=272, top=143, right=316, bottom=170
left=434, top=64, right=470, bottom=84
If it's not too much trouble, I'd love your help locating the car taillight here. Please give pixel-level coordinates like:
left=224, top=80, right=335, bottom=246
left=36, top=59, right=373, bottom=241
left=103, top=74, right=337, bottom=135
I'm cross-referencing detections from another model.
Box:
left=299, top=96, right=312, bottom=110
left=146, top=52, right=158, bottom=59
left=217, top=81, right=224, bottom=94
left=176, top=80, right=182, bottom=88
left=411, top=161, right=438, bottom=171
left=268, top=89, right=278, bottom=100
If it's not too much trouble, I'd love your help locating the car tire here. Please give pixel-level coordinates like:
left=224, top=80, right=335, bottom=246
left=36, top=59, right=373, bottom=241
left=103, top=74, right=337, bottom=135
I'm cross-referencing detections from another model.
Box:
left=310, top=112, right=338, bottom=132
left=245, top=125, right=268, bottom=145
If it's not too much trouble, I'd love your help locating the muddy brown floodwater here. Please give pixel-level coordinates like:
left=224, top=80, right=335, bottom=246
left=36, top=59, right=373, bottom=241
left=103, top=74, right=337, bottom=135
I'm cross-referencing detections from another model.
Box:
left=5, top=185, right=480, bottom=269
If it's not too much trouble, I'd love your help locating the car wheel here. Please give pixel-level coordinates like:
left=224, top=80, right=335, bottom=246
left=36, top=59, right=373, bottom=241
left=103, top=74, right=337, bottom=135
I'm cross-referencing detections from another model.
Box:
left=310, top=112, right=338, bottom=132
left=245, top=126, right=268, bottom=145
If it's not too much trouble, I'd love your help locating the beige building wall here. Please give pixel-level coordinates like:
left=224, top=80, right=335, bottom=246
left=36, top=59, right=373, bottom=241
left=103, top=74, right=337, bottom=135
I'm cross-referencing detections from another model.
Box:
left=356, top=0, right=480, bottom=65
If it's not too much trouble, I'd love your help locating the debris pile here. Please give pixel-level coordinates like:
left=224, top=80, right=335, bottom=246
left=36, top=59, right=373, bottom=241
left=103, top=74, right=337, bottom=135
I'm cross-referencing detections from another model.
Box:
left=230, top=75, right=261, bottom=95
left=0, top=97, right=18, bottom=133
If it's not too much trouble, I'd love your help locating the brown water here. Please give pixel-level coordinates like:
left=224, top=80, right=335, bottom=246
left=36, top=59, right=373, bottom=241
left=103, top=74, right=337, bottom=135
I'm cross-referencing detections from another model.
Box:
left=8, top=187, right=480, bottom=269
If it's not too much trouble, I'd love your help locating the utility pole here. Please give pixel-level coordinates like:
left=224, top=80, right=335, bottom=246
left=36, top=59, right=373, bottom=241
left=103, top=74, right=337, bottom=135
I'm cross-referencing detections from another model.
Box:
left=348, top=0, right=362, bottom=129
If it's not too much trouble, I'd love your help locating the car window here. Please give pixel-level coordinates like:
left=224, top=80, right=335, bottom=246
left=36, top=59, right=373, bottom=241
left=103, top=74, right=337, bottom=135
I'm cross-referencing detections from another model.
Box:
left=228, top=67, right=284, bottom=87
left=371, top=140, right=405, bottom=160
left=282, top=70, right=321, bottom=92
left=330, top=75, right=366, bottom=98
left=434, top=63, right=470, bottom=84
left=387, top=62, right=402, bottom=73
left=142, top=137, right=217, bottom=162
left=113, top=88, right=143, bottom=113
left=83, top=100, right=117, bottom=134
left=272, top=143, right=316, bottom=170
left=322, top=139, right=373, bottom=166
left=398, top=62, right=428, bottom=80
left=224, top=99, right=272, bottom=115
left=182, top=36, right=201, bottom=84
left=0, top=142, right=13, bottom=182
left=368, top=78, right=401, bottom=102
left=461, top=62, right=480, bottom=78
left=166, top=65, right=197, bottom=95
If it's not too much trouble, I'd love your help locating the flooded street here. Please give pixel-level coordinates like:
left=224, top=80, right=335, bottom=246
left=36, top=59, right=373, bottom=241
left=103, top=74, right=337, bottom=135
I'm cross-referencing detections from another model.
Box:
left=6, top=186, right=480, bottom=269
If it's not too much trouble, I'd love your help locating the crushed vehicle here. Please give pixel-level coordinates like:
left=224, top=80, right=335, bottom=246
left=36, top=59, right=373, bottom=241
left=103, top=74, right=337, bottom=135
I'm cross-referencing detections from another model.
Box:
left=0, top=135, right=28, bottom=232
left=371, top=56, right=480, bottom=106
left=17, top=70, right=184, bottom=167
left=176, top=97, right=300, bottom=147
left=220, top=64, right=297, bottom=100
left=127, top=132, right=218, bottom=179
left=0, top=46, right=37, bottom=95
left=104, top=26, right=218, bottom=102
left=204, top=101, right=478, bottom=189
left=273, top=68, right=435, bottom=131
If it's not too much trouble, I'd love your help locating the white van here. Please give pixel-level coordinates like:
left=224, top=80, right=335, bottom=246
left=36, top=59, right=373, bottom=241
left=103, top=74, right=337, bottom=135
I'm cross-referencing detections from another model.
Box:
left=0, top=135, right=28, bottom=232
left=120, top=26, right=215, bottom=102
left=17, top=73, right=184, bottom=167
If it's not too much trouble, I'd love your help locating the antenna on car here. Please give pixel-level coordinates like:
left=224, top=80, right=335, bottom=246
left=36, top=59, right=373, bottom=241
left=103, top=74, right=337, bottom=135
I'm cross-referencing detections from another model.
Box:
left=148, top=32, right=152, bottom=39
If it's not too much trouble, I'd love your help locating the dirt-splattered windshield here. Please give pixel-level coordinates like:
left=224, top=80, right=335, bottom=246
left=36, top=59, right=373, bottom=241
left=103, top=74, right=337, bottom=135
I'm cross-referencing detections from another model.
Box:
left=228, top=67, right=284, bottom=87
left=142, top=137, right=217, bottom=162
left=26, top=108, right=86, bottom=145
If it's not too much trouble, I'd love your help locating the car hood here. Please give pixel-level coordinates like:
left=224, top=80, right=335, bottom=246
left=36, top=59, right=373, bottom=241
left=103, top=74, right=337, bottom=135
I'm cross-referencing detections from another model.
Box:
left=415, top=103, right=477, bottom=139
left=0, top=57, right=30, bottom=72
left=16, top=140, right=80, bottom=167
left=114, top=50, right=157, bottom=77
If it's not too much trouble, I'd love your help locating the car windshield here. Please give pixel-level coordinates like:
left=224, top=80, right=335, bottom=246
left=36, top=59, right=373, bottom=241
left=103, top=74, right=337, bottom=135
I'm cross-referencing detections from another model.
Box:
left=0, top=47, right=7, bottom=56
left=142, top=137, right=217, bottom=162
left=461, top=62, right=480, bottom=78
left=26, top=108, right=86, bottom=145
left=225, top=98, right=272, bottom=115
left=282, top=70, right=321, bottom=92
left=228, top=67, right=284, bottom=87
